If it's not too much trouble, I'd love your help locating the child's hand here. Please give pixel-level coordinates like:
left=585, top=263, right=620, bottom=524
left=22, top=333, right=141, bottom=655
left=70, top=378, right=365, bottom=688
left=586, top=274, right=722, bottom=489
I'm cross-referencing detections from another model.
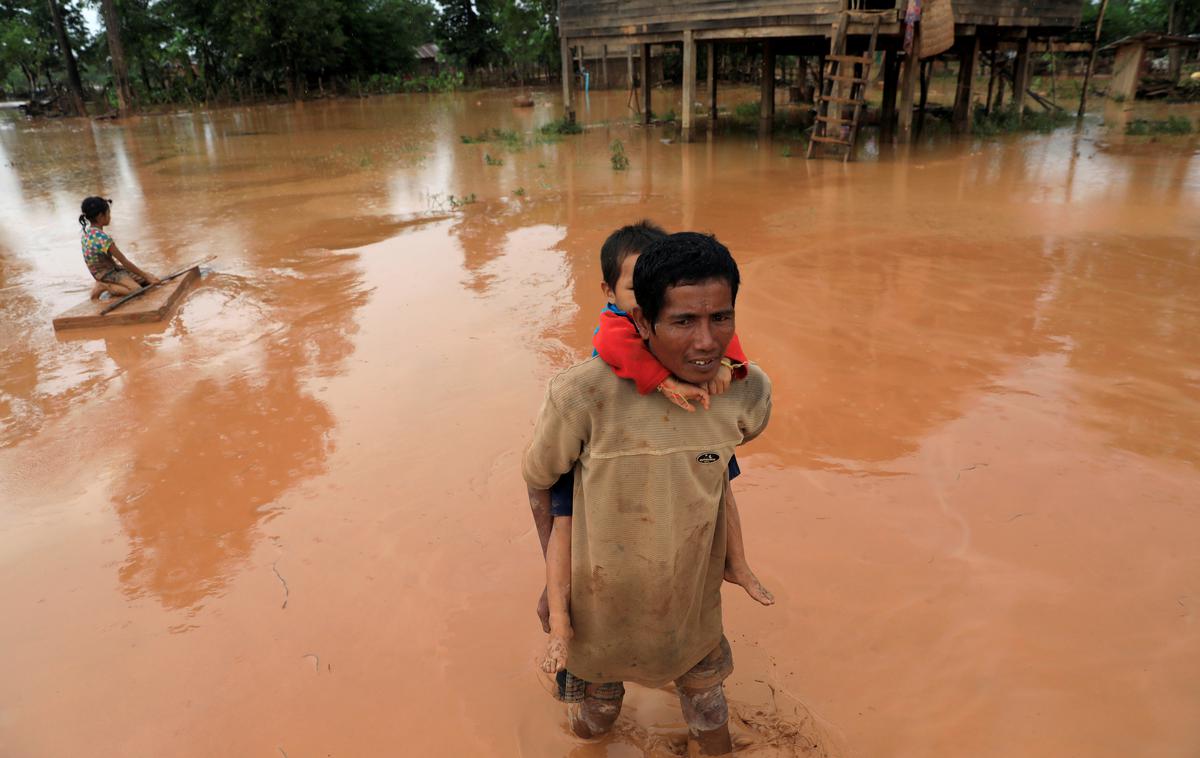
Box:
left=659, top=377, right=710, bottom=412
left=146, top=274, right=161, bottom=286
left=705, top=362, right=733, bottom=397
left=542, top=620, right=572, bottom=673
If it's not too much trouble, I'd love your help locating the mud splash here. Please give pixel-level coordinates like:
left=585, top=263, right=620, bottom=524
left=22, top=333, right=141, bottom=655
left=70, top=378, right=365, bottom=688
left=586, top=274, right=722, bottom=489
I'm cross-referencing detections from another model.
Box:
left=0, top=89, right=1197, bottom=757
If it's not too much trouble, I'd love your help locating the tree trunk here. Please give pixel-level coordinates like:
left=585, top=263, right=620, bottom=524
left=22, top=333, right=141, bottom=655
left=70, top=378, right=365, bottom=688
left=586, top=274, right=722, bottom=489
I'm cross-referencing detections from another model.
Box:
left=100, top=0, right=135, bottom=115
left=46, top=0, right=87, bottom=116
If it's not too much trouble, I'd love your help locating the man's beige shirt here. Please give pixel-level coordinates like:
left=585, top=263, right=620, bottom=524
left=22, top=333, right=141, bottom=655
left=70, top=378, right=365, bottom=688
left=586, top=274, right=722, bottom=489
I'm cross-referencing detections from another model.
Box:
left=523, top=357, right=772, bottom=686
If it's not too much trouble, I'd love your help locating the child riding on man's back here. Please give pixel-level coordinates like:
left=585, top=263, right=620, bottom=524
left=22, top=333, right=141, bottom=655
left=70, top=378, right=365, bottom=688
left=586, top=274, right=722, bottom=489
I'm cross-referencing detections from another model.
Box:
left=79, top=196, right=159, bottom=300
left=540, top=220, right=774, bottom=676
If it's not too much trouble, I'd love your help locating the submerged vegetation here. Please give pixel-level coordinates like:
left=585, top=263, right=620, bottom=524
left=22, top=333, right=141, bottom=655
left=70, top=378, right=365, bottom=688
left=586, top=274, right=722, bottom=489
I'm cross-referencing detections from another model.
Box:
left=1125, top=116, right=1195, bottom=135
left=609, top=140, right=629, bottom=170
left=972, top=106, right=1075, bottom=136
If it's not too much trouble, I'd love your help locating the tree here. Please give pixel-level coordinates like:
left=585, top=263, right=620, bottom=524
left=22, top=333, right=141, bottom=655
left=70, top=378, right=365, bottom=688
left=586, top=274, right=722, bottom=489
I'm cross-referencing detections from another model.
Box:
left=438, top=0, right=498, bottom=71
left=99, top=0, right=134, bottom=113
left=45, top=0, right=86, bottom=114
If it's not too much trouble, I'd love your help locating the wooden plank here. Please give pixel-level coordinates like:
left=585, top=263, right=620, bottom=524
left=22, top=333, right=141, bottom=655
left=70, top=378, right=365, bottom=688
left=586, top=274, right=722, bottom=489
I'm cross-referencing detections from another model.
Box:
left=826, top=53, right=871, bottom=63
left=641, top=42, right=652, bottom=124
left=53, top=267, right=200, bottom=331
left=561, top=37, right=576, bottom=123
left=819, top=94, right=866, bottom=104
left=1109, top=41, right=1144, bottom=102
left=810, top=135, right=850, bottom=144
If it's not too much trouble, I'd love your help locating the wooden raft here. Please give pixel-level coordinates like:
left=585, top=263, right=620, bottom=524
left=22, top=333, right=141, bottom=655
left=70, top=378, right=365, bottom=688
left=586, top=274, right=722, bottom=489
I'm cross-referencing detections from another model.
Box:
left=52, top=267, right=200, bottom=331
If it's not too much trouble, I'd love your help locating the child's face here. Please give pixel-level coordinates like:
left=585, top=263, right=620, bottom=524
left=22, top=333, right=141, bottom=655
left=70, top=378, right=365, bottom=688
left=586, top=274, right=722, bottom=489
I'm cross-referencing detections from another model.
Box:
left=98, top=210, right=112, bottom=226
left=601, top=252, right=639, bottom=313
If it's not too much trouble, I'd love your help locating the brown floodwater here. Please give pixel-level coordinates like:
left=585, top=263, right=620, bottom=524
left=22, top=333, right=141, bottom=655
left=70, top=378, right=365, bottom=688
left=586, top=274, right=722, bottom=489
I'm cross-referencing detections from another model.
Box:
left=1, top=87, right=1198, bottom=758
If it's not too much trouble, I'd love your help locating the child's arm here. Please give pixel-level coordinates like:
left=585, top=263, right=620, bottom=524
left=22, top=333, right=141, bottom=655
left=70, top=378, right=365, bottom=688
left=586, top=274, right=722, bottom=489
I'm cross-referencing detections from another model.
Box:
left=594, top=310, right=709, bottom=411
left=541, top=515, right=573, bottom=673
left=108, top=240, right=160, bottom=285
left=723, top=482, right=774, bottom=606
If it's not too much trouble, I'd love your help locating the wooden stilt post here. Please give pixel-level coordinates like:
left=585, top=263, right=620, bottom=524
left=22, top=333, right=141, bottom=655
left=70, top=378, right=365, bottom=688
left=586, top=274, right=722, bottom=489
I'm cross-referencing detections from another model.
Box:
left=627, top=45, right=634, bottom=91
left=917, top=59, right=931, bottom=134
left=641, top=43, right=652, bottom=124
left=953, top=35, right=980, bottom=132
left=760, top=39, right=775, bottom=129
left=682, top=30, right=697, bottom=142
left=897, top=27, right=921, bottom=143
left=1078, top=0, right=1110, bottom=119
left=880, top=48, right=901, bottom=143
left=985, top=47, right=998, bottom=115
left=561, top=37, right=575, bottom=123
left=707, top=42, right=717, bottom=123
left=1013, top=36, right=1030, bottom=125
left=601, top=44, right=608, bottom=89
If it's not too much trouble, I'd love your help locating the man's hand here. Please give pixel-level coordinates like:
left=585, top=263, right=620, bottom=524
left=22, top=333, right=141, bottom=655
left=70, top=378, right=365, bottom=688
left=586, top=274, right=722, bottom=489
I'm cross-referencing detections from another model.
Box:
left=659, top=377, right=710, bottom=412
left=704, top=362, right=733, bottom=397
left=537, top=585, right=550, bottom=633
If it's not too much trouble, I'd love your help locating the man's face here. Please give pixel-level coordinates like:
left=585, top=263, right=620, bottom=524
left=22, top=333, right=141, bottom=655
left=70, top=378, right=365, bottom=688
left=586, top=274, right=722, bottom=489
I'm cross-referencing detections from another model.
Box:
left=601, top=252, right=639, bottom=314
left=633, top=278, right=735, bottom=385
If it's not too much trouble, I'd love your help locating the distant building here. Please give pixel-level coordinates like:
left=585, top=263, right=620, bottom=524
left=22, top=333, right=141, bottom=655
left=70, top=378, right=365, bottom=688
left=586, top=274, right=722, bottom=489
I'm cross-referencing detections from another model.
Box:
left=414, top=43, right=441, bottom=77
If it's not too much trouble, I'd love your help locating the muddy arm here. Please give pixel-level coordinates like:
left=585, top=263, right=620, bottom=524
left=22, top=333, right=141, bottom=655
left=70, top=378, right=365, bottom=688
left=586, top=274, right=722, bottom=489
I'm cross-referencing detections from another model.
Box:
left=109, top=241, right=158, bottom=283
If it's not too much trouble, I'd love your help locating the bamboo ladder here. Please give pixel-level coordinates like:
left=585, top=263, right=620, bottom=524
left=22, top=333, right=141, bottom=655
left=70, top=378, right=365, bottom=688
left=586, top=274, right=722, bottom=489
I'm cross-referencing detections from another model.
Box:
left=807, top=11, right=883, bottom=162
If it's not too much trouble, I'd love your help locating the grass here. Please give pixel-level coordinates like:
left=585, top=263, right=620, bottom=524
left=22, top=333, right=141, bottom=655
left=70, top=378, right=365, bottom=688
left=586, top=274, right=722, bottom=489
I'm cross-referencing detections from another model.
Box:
left=972, top=106, right=1073, bottom=136
left=1125, top=116, right=1194, bottom=135
left=539, top=117, right=583, bottom=136
left=484, top=153, right=504, bottom=166
left=461, top=128, right=524, bottom=150
left=610, top=140, right=629, bottom=171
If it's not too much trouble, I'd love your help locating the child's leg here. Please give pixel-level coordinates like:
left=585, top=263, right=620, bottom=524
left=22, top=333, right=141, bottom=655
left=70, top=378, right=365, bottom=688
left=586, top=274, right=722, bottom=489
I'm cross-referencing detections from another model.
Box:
left=100, top=271, right=144, bottom=297
left=542, top=515, right=573, bottom=673
left=723, top=479, right=774, bottom=606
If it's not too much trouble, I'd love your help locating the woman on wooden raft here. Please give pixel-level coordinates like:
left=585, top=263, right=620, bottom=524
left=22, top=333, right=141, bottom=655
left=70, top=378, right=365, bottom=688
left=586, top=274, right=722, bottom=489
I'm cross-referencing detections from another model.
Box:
left=79, top=196, right=160, bottom=300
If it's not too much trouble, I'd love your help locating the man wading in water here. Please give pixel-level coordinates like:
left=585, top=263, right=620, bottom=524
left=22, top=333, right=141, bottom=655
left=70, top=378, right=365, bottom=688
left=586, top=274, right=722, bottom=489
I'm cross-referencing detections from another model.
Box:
left=524, top=232, right=772, bottom=755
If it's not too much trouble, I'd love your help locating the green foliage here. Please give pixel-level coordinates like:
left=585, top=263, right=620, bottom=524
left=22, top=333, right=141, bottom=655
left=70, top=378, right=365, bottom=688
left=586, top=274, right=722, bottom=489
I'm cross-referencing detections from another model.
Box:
left=609, top=139, right=629, bottom=170
left=461, top=127, right=524, bottom=148
left=660, top=108, right=677, bottom=122
left=972, top=106, right=1073, bottom=136
left=780, top=144, right=793, bottom=157
left=513, top=186, right=525, bottom=196
left=484, top=152, right=504, bottom=165
left=539, top=117, right=583, bottom=136
left=1073, top=0, right=1200, bottom=45
left=1125, top=116, right=1194, bottom=135
left=731, top=101, right=761, bottom=123
left=448, top=192, right=477, bottom=207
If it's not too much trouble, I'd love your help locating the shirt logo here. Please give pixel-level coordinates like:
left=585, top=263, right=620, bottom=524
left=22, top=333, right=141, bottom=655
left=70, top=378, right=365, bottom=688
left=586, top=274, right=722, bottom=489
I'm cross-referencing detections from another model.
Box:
left=696, top=452, right=720, bottom=464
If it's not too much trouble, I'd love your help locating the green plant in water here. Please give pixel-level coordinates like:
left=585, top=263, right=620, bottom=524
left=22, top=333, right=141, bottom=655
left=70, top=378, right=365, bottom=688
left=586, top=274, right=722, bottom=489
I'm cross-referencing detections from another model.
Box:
left=484, top=153, right=504, bottom=166
left=660, top=108, right=677, bottom=123
left=448, top=193, right=477, bottom=208
left=1125, top=116, right=1194, bottom=135
left=514, top=187, right=526, bottom=197
left=780, top=144, right=793, bottom=158
left=610, top=140, right=629, bottom=170
left=732, top=101, right=761, bottom=123
left=539, top=117, right=583, bottom=136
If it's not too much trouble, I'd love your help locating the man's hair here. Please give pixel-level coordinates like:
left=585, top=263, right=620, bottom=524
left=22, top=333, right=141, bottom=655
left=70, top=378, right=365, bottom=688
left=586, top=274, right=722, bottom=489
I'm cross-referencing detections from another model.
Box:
left=600, top=220, right=668, bottom=290
left=633, top=232, right=740, bottom=328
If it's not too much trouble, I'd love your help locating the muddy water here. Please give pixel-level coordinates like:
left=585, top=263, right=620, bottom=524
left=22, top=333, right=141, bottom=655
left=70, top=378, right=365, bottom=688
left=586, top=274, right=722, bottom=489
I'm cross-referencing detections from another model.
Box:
left=1, top=88, right=1198, bottom=758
